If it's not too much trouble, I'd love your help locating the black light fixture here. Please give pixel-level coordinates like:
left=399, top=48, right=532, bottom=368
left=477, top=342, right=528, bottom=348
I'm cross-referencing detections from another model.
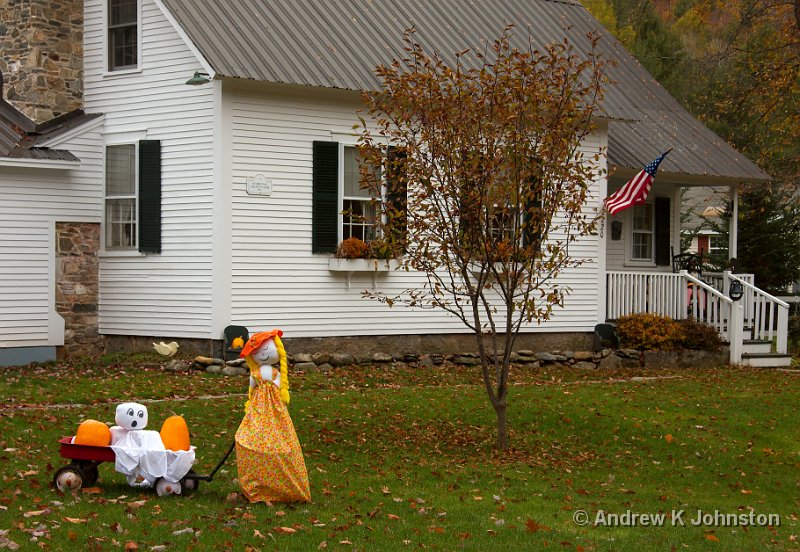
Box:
left=729, top=280, right=744, bottom=302
left=185, top=71, right=211, bottom=85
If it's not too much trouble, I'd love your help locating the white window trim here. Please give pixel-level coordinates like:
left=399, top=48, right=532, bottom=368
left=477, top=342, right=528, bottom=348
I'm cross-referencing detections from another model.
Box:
left=101, top=130, right=147, bottom=256
left=337, top=141, right=386, bottom=244
left=103, top=0, right=143, bottom=76
left=625, top=202, right=656, bottom=267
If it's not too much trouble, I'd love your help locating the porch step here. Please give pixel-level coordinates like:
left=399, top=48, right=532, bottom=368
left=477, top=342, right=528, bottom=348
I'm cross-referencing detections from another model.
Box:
left=742, top=340, right=773, bottom=354
left=741, top=353, right=793, bottom=368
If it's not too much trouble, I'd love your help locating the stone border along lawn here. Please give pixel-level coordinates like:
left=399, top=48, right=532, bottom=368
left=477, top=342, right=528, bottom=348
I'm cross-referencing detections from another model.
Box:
left=180, top=347, right=727, bottom=375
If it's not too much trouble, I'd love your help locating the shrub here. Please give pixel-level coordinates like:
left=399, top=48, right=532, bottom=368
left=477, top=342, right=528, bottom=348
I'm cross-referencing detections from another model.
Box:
left=788, top=315, right=800, bottom=355
left=616, top=313, right=684, bottom=351
left=368, top=238, right=398, bottom=260
left=678, top=318, right=722, bottom=351
left=335, top=237, right=370, bottom=259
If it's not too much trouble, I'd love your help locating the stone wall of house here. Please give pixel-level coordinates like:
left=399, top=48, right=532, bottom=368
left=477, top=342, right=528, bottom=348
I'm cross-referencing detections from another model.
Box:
left=0, top=0, right=83, bottom=122
left=56, top=222, right=102, bottom=358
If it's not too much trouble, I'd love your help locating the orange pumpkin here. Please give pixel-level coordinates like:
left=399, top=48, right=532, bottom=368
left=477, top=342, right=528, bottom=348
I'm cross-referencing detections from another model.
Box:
left=160, top=415, right=191, bottom=451
left=74, top=419, right=111, bottom=447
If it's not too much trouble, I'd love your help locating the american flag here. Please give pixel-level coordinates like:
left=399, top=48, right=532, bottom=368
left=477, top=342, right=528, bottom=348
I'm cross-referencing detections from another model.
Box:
left=604, top=150, right=671, bottom=215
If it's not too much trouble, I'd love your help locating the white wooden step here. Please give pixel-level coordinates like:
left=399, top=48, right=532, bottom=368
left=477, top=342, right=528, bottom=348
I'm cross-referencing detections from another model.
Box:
left=742, top=340, right=772, bottom=354
left=741, top=353, right=793, bottom=368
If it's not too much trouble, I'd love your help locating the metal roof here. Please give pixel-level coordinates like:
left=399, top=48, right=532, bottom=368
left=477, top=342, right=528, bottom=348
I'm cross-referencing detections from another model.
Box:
left=161, top=0, right=769, bottom=182
left=0, top=102, right=99, bottom=162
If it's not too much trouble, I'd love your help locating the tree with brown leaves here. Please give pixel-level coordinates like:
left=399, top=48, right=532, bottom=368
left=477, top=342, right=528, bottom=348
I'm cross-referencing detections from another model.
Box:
left=357, top=29, right=608, bottom=450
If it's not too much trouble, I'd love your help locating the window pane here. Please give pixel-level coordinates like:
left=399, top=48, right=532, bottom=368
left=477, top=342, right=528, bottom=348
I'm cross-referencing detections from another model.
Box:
left=343, top=199, right=377, bottom=242
left=110, top=27, right=137, bottom=69
left=343, top=146, right=371, bottom=198
left=632, top=232, right=652, bottom=260
left=632, top=204, right=653, bottom=231
left=106, top=144, right=135, bottom=196
left=110, top=0, right=137, bottom=26
left=105, top=198, right=136, bottom=248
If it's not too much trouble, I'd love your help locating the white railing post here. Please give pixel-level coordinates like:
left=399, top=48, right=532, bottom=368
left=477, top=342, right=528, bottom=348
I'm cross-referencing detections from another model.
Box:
left=680, top=270, right=689, bottom=319
left=729, top=302, right=744, bottom=364
left=777, top=305, right=789, bottom=354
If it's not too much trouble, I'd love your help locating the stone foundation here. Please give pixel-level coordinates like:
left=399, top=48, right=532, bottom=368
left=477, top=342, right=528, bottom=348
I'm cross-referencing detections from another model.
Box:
left=55, top=222, right=101, bottom=358
left=0, top=0, right=83, bottom=122
left=103, top=332, right=594, bottom=360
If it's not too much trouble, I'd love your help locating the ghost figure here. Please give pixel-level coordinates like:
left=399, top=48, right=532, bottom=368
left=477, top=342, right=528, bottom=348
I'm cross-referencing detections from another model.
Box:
left=110, top=402, right=167, bottom=487
left=250, top=337, right=281, bottom=391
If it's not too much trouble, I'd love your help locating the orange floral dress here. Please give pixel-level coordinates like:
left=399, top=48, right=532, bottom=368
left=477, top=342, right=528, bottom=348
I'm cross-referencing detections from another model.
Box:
left=235, top=368, right=311, bottom=503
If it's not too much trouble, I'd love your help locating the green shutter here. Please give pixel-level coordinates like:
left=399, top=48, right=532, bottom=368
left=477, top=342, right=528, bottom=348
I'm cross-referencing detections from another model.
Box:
left=386, top=146, right=408, bottom=250
left=655, top=196, right=671, bottom=266
left=312, top=141, right=339, bottom=254
left=138, top=140, right=161, bottom=254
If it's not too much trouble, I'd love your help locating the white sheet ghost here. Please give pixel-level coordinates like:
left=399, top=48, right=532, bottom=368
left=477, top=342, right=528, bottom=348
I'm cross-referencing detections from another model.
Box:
left=109, top=403, right=195, bottom=490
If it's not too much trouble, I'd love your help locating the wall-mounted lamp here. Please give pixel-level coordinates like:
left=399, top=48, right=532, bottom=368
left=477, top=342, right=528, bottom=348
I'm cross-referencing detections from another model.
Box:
left=729, top=280, right=744, bottom=302
left=185, top=71, right=211, bottom=85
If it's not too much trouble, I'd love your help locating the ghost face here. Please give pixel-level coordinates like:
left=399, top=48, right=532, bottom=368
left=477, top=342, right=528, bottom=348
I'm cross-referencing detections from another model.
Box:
left=251, top=338, right=279, bottom=366
left=115, top=402, right=148, bottom=430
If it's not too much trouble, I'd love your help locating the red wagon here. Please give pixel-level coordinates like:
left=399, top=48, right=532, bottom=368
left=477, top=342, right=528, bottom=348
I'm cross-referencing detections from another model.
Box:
left=53, top=436, right=235, bottom=495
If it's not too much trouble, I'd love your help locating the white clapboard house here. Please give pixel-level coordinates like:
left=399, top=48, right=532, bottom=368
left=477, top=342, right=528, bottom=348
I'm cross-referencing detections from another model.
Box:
left=0, top=0, right=787, bottom=367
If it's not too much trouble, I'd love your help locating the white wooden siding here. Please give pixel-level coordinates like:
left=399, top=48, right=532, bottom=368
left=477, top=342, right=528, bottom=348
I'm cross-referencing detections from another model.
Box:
left=0, top=127, right=103, bottom=347
left=84, top=0, right=216, bottom=338
left=227, top=86, right=607, bottom=337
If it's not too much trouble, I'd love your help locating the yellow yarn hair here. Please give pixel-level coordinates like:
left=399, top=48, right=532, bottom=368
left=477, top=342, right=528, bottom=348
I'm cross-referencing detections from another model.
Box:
left=243, top=335, right=290, bottom=409
left=274, top=334, right=290, bottom=405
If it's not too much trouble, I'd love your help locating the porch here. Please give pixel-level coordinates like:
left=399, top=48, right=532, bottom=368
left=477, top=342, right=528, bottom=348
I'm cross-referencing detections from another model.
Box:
left=606, top=270, right=790, bottom=366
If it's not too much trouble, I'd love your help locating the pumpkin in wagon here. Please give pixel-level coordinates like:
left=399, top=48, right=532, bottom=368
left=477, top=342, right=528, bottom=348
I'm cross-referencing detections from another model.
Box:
left=160, top=415, right=191, bottom=451
left=73, top=419, right=112, bottom=447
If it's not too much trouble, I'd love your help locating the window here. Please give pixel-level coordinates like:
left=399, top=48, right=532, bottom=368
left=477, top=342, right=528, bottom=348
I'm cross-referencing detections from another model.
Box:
left=104, top=140, right=162, bottom=253
left=342, top=146, right=378, bottom=242
left=108, top=0, right=138, bottom=71
left=630, top=203, right=654, bottom=261
left=105, top=144, right=137, bottom=249
left=312, top=141, right=406, bottom=254
left=708, top=234, right=727, bottom=261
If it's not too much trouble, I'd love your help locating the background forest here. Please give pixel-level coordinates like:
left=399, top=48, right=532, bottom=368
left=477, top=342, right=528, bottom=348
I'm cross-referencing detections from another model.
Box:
left=585, top=0, right=800, bottom=293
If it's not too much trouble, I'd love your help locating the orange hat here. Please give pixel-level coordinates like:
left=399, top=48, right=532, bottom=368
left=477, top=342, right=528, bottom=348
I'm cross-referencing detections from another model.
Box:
left=240, top=329, right=283, bottom=358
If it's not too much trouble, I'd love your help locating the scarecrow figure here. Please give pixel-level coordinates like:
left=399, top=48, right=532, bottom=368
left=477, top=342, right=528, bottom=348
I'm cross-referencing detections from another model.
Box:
left=235, top=329, right=311, bottom=503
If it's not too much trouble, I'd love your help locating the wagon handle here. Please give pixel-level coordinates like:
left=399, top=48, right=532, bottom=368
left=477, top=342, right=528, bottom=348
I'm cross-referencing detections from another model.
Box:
left=186, top=440, right=236, bottom=483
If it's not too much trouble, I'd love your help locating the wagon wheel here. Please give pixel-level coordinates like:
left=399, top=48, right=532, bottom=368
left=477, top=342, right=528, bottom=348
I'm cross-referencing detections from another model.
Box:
left=53, top=464, right=83, bottom=492
left=181, top=469, right=199, bottom=492
left=76, top=461, right=99, bottom=486
left=155, top=478, right=182, bottom=497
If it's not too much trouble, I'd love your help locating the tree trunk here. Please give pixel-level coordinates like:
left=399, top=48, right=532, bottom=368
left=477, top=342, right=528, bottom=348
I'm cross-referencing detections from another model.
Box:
left=494, top=400, right=508, bottom=451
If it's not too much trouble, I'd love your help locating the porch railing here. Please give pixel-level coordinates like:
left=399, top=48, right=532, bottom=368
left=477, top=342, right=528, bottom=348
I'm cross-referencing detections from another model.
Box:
left=728, top=274, right=789, bottom=354
left=606, top=270, right=746, bottom=363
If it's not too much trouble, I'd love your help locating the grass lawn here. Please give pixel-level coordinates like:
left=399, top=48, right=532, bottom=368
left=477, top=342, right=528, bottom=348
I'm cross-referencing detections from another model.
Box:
left=1, top=355, right=799, bottom=551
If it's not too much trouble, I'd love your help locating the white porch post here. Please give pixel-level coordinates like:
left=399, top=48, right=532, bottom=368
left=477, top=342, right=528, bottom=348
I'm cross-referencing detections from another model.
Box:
left=729, top=184, right=738, bottom=261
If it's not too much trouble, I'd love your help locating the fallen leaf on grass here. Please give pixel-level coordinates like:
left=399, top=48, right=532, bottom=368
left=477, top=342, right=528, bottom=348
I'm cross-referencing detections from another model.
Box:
left=340, top=540, right=352, bottom=545
left=63, top=517, right=87, bottom=524
left=275, top=511, right=285, bottom=517
left=387, top=514, right=401, bottom=520
left=318, top=542, right=327, bottom=549
left=253, top=530, right=266, bottom=539
left=124, top=542, right=138, bottom=551
left=81, top=487, right=102, bottom=494
left=382, top=486, right=390, bottom=495
left=172, top=528, right=194, bottom=536
left=741, top=489, right=752, bottom=495
left=274, top=527, right=296, bottom=534
left=665, top=434, right=674, bottom=443
left=23, top=509, right=49, bottom=517
left=705, top=533, right=719, bottom=542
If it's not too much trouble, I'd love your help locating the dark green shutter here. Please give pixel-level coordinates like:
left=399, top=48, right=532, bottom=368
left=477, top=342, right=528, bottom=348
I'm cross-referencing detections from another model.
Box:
left=138, top=140, right=161, bottom=254
left=312, top=141, right=339, bottom=253
left=655, top=196, right=671, bottom=265
left=386, top=146, right=408, bottom=250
